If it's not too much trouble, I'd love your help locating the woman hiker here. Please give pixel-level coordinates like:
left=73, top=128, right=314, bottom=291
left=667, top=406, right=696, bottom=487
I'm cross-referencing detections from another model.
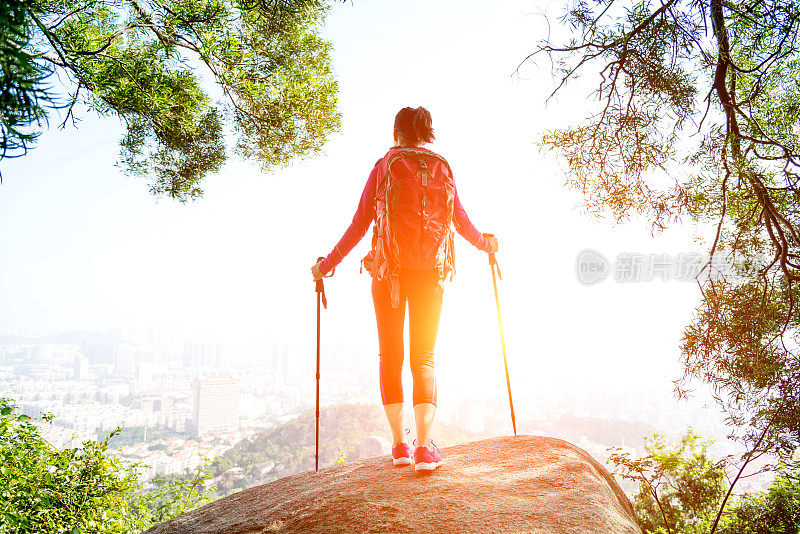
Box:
left=311, top=106, right=498, bottom=471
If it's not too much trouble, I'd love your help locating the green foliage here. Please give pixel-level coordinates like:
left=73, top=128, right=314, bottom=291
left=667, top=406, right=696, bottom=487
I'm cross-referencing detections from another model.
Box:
left=5, top=0, right=341, bottom=199
left=719, top=470, right=800, bottom=534
left=0, top=398, right=214, bottom=533
left=133, top=458, right=216, bottom=527
left=0, top=0, right=52, bottom=160
left=612, top=429, right=800, bottom=534
left=681, top=277, right=800, bottom=459
left=538, top=0, right=700, bottom=230
left=610, top=430, right=727, bottom=534
left=0, top=398, right=136, bottom=532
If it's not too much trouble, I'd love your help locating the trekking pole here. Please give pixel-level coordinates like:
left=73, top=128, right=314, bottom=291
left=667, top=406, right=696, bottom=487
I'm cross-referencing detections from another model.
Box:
left=314, top=257, right=333, bottom=472
left=483, top=234, right=517, bottom=436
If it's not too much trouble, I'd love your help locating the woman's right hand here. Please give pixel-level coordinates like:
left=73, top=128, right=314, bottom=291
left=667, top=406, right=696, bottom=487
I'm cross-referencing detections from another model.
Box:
left=487, top=236, right=499, bottom=254
left=311, top=261, right=323, bottom=281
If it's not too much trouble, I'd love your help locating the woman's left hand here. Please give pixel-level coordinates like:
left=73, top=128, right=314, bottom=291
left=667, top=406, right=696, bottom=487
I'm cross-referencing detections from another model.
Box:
left=311, top=261, right=323, bottom=281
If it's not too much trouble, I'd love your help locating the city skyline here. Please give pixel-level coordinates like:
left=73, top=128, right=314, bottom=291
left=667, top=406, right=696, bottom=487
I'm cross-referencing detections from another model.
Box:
left=0, top=0, right=705, bottom=398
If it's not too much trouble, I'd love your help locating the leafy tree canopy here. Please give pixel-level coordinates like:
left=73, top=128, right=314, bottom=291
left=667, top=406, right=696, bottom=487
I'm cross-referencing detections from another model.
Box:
left=535, top=0, right=799, bottom=484
left=614, top=430, right=800, bottom=534
left=1, top=0, right=341, bottom=200
left=611, top=430, right=727, bottom=534
left=720, top=469, right=800, bottom=534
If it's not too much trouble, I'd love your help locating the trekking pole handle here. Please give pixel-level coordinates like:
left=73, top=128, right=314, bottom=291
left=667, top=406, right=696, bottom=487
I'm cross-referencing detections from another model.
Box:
left=482, top=233, right=501, bottom=279
left=315, top=257, right=334, bottom=307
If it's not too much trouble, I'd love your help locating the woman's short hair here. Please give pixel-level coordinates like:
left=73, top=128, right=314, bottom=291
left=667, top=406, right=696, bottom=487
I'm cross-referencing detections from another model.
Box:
left=394, top=106, right=435, bottom=145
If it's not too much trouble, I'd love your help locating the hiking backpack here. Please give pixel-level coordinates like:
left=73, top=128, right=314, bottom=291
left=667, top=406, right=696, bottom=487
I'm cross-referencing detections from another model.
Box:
left=365, top=147, right=456, bottom=307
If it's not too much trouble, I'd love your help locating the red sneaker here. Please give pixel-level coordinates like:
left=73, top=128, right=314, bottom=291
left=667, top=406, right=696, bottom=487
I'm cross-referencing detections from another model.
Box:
left=414, top=441, right=442, bottom=471
left=392, top=442, right=412, bottom=466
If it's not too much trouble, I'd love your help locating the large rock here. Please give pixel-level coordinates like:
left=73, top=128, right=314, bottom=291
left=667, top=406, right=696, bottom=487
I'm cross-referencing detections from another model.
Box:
left=358, top=435, right=391, bottom=458
left=146, top=435, right=641, bottom=533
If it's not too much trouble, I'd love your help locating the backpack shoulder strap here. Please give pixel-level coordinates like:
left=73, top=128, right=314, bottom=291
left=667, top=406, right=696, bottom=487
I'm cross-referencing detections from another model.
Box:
left=376, top=147, right=402, bottom=195
left=421, top=148, right=454, bottom=178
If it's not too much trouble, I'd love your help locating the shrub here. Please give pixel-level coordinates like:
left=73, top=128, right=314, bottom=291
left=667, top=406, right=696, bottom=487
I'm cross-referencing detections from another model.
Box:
left=0, top=398, right=213, bottom=533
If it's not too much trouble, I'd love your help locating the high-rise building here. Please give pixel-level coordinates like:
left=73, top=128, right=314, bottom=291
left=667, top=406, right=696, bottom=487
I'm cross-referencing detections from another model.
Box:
left=114, top=344, right=135, bottom=376
left=135, top=362, right=153, bottom=383
left=193, top=377, right=241, bottom=436
left=73, top=356, right=89, bottom=380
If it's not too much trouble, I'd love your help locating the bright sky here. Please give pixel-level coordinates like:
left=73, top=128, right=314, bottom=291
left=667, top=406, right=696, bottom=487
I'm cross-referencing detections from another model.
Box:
left=0, top=0, right=705, bottom=402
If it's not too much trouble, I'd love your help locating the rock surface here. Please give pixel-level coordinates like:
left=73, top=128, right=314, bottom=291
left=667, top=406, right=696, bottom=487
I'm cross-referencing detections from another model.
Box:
left=145, top=435, right=641, bottom=534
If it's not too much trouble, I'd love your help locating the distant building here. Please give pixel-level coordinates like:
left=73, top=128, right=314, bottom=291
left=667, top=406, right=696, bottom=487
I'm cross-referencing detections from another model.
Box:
left=193, top=378, right=240, bottom=436
left=271, top=345, right=289, bottom=374
left=114, top=344, right=135, bottom=376
left=74, top=356, right=90, bottom=380
left=15, top=346, right=56, bottom=380
left=135, top=362, right=153, bottom=383
left=183, top=342, right=223, bottom=368
left=458, top=400, right=486, bottom=434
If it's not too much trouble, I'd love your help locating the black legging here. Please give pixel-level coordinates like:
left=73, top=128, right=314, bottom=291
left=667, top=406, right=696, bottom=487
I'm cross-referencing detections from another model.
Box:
left=372, top=269, right=444, bottom=406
